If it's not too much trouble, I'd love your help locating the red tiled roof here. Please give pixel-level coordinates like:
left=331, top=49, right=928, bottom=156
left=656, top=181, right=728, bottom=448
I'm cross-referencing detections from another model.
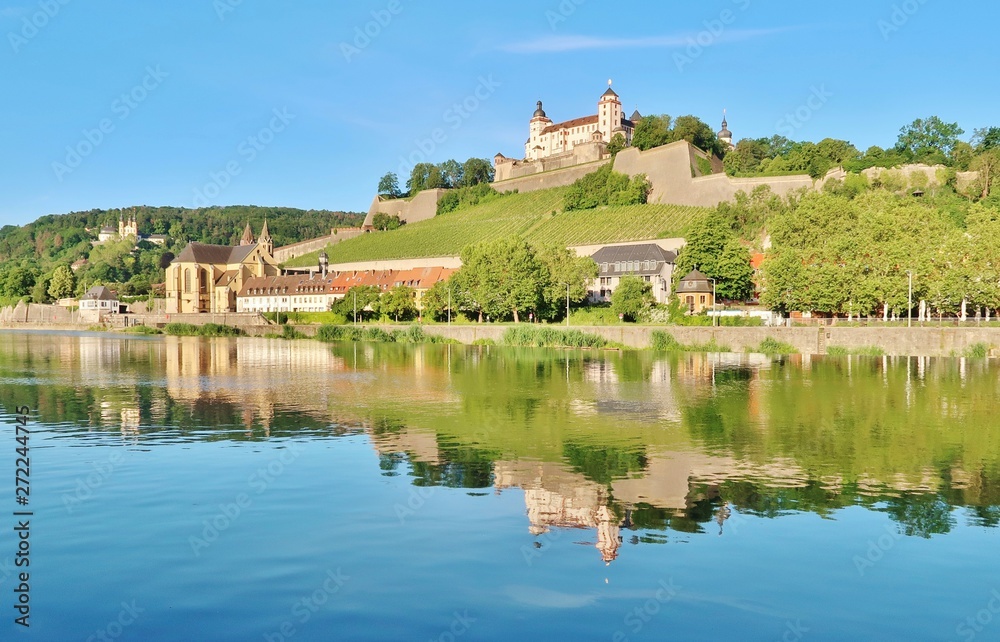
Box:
left=541, top=114, right=599, bottom=136
left=751, top=253, right=766, bottom=270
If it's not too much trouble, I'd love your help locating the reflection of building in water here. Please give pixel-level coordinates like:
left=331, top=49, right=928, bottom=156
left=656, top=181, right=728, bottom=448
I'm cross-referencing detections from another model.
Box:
left=163, top=336, right=343, bottom=430
left=494, top=461, right=622, bottom=564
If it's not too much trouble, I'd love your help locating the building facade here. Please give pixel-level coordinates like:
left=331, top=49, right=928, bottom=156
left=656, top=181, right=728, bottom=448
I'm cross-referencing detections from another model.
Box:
left=588, top=244, right=677, bottom=305
left=79, top=286, right=121, bottom=322
left=236, top=266, right=457, bottom=314
left=165, top=223, right=279, bottom=314
left=677, top=269, right=715, bottom=314
left=523, top=84, right=638, bottom=162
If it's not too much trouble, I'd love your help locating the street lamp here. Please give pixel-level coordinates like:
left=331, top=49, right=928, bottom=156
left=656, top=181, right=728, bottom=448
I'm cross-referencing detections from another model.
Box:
left=709, top=278, right=717, bottom=327
left=565, top=283, right=570, bottom=327
left=905, top=270, right=913, bottom=328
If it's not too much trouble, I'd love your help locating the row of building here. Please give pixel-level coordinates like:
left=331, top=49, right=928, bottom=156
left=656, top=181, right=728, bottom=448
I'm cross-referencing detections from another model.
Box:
left=162, top=223, right=716, bottom=316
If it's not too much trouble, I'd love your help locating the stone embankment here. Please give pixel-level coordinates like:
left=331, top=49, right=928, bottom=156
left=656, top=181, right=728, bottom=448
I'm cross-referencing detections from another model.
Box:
left=237, top=324, right=1000, bottom=358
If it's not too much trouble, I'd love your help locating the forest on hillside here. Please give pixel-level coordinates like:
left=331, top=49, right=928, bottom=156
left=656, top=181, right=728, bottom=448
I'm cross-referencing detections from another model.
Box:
left=0, top=205, right=363, bottom=305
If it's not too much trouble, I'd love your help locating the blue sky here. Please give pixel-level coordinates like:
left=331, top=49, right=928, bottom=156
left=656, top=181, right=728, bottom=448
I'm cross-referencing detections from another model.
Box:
left=0, top=0, right=996, bottom=228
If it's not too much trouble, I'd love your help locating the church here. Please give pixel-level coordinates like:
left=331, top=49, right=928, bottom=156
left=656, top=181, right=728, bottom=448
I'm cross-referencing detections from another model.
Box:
left=165, top=222, right=280, bottom=314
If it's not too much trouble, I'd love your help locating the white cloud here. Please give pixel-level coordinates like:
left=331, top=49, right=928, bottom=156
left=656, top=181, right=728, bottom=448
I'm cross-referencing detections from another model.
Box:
left=498, top=28, right=795, bottom=54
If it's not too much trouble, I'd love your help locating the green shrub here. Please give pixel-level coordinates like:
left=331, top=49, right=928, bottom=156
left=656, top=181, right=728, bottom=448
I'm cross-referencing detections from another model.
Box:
left=754, top=337, right=798, bottom=355
left=569, top=307, right=622, bottom=325
left=564, top=164, right=650, bottom=211
left=501, top=326, right=609, bottom=349
left=282, top=325, right=305, bottom=340
left=827, top=345, right=885, bottom=357
left=123, top=325, right=162, bottom=335
left=472, top=338, right=496, bottom=346
left=314, top=324, right=453, bottom=345
left=965, top=343, right=990, bottom=358
left=163, top=323, right=200, bottom=336
left=163, top=323, right=242, bottom=337
left=650, top=331, right=682, bottom=351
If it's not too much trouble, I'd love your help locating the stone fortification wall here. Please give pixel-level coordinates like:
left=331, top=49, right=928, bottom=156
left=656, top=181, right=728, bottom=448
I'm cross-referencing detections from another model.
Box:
left=861, top=163, right=946, bottom=189
left=495, top=141, right=606, bottom=182
left=492, top=141, right=817, bottom=208
left=363, top=189, right=448, bottom=228
left=0, top=302, right=77, bottom=325
left=614, top=143, right=816, bottom=207
left=492, top=158, right=612, bottom=195
left=273, top=228, right=365, bottom=263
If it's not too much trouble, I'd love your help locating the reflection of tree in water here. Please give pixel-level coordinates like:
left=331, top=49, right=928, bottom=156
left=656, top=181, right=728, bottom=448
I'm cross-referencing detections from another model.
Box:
left=562, top=442, right=647, bottom=485
left=881, top=494, right=956, bottom=538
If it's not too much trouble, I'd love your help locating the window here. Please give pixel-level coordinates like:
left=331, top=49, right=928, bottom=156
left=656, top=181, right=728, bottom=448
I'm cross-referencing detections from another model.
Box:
left=601, top=263, right=608, bottom=273
left=183, top=269, right=191, bottom=292
left=700, top=295, right=706, bottom=304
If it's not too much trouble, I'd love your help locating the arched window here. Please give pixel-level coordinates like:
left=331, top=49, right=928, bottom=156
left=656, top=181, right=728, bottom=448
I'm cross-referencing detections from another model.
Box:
left=184, top=269, right=191, bottom=292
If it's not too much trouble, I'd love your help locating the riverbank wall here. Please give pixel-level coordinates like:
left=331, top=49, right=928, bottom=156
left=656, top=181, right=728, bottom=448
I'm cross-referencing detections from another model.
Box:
left=236, top=324, right=1000, bottom=358
left=5, top=313, right=999, bottom=357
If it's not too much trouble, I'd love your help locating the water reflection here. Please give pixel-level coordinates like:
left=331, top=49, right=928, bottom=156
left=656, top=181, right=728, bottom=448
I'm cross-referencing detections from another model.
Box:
left=2, top=330, right=1000, bottom=564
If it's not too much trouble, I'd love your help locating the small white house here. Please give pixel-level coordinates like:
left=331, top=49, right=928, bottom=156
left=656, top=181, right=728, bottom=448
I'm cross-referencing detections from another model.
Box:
left=79, top=286, right=120, bottom=322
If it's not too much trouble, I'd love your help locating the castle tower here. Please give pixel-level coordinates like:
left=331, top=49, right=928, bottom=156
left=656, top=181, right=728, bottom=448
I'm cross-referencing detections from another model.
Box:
left=526, top=101, right=552, bottom=160
left=240, top=222, right=255, bottom=246
left=597, top=80, right=623, bottom=146
left=258, top=220, right=273, bottom=257
left=718, top=111, right=734, bottom=150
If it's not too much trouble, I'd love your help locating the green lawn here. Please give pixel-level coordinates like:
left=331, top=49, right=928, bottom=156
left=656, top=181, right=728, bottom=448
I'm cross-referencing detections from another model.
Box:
left=285, top=186, right=707, bottom=267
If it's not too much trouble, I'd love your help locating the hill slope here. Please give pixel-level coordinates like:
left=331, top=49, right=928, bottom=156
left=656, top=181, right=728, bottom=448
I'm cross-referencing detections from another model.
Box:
left=286, top=187, right=706, bottom=266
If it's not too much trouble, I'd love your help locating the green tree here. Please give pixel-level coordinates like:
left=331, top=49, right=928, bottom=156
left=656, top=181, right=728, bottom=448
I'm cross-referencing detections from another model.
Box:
left=47, top=265, right=76, bottom=300
left=611, top=275, right=653, bottom=322
left=371, top=213, right=404, bottom=231
left=460, top=158, right=494, bottom=186
left=458, top=237, right=545, bottom=323
left=896, top=116, right=964, bottom=162
left=972, top=127, right=1000, bottom=152
left=420, top=279, right=452, bottom=321
left=31, top=274, right=52, bottom=304
left=338, top=285, right=381, bottom=322
left=715, top=239, right=754, bottom=301
left=968, top=149, right=1000, bottom=199
left=631, top=114, right=672, bottom=151
left=377, top=172, right=401, bottom=198
left=536, top=245, right=598, bottom=321
left=439, top=160, right=463, bottom=188
left=407, top=163, right=445, bottom=194
left=381, top=285, right=417, bottom=322
left=1, top=265, right=37, bottom=298
left=606, top=133, right=627, bottom=156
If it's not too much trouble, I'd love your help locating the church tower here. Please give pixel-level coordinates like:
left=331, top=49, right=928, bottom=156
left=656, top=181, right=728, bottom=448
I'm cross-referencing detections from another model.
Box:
left=240, top=222, right=255, bottom=246
left=525, top=101, right=552, bottom=161
left=718, top=111, right=734, bottom=150
left=258, top=220, right=273, bottom=257
left=597, top=81, right=623, bottom=146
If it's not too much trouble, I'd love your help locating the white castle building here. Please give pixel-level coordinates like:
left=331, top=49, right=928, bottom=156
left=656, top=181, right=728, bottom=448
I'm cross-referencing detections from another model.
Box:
left=494, top=82, right=735, bottom=183
left=524, top=82, right=640, bottom=161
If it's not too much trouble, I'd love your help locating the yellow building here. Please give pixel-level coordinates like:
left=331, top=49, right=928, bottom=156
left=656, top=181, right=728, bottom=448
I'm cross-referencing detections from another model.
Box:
left=165, top=223, right=279, bottom=313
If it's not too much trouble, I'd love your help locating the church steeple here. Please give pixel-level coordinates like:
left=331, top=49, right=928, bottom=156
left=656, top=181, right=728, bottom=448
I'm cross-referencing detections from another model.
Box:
left=258, top=219, right=273, bottom=256
left=718, top=110, right=734, bottom=150
left=240, top=222, right=255, bottom=246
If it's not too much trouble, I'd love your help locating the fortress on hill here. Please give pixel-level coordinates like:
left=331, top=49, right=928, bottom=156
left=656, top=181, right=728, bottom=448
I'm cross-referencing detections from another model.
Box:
left=365, top=83, right=824, bottom=228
